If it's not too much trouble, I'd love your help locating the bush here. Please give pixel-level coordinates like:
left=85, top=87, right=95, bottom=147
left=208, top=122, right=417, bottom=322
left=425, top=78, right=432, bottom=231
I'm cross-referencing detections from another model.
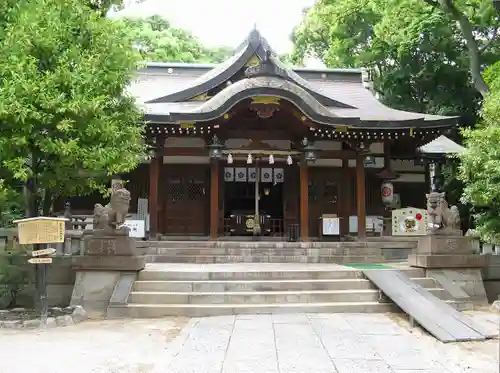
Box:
left=0, top=251, right=29, bottom=309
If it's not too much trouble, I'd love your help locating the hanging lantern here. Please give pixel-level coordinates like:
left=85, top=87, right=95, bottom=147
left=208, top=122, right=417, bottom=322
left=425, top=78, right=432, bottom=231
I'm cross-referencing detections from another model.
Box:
left=247, top=153, right=253, bottom=164
left=268, top=154, right=275, bottom=164
left=301, top=137, right=317, bottom=163
left=227, top=153, right=233, bottom=164
left=381, top=181, right=394, bottom=206
left=207, top=135, right=223, bottom=160
left=364, top=154, right=376, bottom=166
left=286, top=155, right=293, bottom=165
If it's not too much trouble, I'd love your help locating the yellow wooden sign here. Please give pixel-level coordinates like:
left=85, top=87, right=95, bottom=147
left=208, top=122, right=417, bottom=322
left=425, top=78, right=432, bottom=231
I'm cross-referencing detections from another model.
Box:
left=180, top=122, right=195, bottom=129
left=250, top=96, right=280, bottom=105
left=13, top=217, right=68, bottom=245
left=28, top=257, right=53, bottom=264
left=32, top=248, right=56, bottom=257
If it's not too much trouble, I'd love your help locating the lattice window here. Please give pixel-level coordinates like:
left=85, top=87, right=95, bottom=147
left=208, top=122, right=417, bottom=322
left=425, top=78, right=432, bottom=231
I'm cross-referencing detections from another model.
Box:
left=324, top=181, right=338, bottom=204
left=187, top=179, right=205, bottom=200
left=167, top=178, right=184, bottom=203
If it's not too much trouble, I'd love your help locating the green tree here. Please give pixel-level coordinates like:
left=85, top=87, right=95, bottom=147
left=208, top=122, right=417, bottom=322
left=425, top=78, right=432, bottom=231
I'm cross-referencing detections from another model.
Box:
left=0, top=0, right=147, bottom=217
left=458, top=61, right=500, bottom=241
left=123, top=15, right=233, bottom=63
left=419, top=0, right=500, bottom=96
left=291, top=0, right=499, bottom=120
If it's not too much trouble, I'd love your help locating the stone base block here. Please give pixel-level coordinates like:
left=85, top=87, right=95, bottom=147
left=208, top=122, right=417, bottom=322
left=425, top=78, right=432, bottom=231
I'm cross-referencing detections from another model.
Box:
left=416, top=235, right=473, bottom=255
left=84, top=233, right=146, bottom=256
left=408, top=254, right=486, bottom=268
left=427, top=268, right=488, bottom=304
left=72, top=255, right=145, bottom=271
left=70, top=270, right=138, bottom=319
left=70, top=271, right=120, bottom=319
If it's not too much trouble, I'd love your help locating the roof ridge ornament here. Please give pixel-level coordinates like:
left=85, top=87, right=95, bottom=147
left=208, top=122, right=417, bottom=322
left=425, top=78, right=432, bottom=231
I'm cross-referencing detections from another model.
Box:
left=244, top=48, right=287, bottom=79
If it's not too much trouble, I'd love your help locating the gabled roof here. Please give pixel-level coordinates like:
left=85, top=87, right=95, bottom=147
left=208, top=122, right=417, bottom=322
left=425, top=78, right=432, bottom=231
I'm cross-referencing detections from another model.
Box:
left=128, top=29, right=459, bottom=129
left=145, top=29, right=351, bottom=108
left=418, top=135, right=465, bottom=154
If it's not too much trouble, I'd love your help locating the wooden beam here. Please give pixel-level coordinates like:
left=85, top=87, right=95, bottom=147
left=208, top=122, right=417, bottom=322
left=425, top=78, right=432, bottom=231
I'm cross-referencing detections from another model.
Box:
left=356, top=152, right=366, bottom=238
left=210, top=161, right=220, bottom=239
left=148, top=155, right=161, bottom=239
left=160, top=146, right=359, bottom=159
left=160, top=147, right=207, bottom=157
left=299, top=163, right=309, bottom=241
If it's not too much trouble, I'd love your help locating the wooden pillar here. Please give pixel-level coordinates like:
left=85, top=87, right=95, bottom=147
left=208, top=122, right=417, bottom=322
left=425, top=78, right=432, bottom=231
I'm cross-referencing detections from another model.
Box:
left=299, top=162, right=309, bottom=241
left=148, top=155, right=160, bottom=239
left=356, top=152, right=366, bottom=238
left=210, top=161, right=220, bottom=240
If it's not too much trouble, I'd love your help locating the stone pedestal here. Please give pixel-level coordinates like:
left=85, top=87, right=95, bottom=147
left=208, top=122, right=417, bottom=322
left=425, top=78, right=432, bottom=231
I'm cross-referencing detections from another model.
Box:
left=70, top=271, right=136, bottom=319
left=70, top=230, right=146, bottom=318
left=409, top=234, right=488, bottom=305
left=72, top=230, right=146, bottom=271
left=408, top=235, right=486, bottom=268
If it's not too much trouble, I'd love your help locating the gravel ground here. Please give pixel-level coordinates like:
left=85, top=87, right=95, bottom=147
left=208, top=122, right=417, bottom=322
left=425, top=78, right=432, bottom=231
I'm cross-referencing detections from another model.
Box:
left=0, top=312, right=497, bottom=373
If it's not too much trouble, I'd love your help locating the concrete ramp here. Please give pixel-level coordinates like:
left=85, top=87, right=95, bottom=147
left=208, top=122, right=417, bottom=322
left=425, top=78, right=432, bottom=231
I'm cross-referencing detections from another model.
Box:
left=363, top=270, right=495, bottom=342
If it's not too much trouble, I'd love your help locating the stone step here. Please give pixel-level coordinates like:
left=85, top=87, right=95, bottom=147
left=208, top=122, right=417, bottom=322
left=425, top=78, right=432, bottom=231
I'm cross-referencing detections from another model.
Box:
left=140, top=241, right=417, bottom=249
left=128, top=288, right=450, bottom=305
left=144, top=254, right=385, bottom=264
left=132, top=277, right=437, bottom=292
left=123, top=301, right=399, bottom=317
left=139, top=268, right=362, bottom=281
left=144, top=247, right=387, bottom=256
left=128, top=289, right=384, bottom=304
left=139, top=266, right=425, bottom=281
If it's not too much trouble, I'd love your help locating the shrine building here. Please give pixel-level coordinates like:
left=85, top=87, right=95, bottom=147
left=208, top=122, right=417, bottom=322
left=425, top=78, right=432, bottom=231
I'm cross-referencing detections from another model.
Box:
left=59, top=30, right=458, bottom=241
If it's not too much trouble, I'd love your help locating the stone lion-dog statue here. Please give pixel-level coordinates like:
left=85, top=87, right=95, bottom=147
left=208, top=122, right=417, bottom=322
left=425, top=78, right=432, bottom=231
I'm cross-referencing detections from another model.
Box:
left=93, top=187, right=131, bottom=232
left=426, top=191, right=461, bottom=235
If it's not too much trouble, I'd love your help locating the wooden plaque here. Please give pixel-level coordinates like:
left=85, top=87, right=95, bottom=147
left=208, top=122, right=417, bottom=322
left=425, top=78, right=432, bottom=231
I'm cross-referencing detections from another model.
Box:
left=391, top=208, right=428, bottom=236
left=28, top=257, right=53, bottom=264
left=322, top=214, right=340, bottom=236
left=14, top=217, right=68, bottom=245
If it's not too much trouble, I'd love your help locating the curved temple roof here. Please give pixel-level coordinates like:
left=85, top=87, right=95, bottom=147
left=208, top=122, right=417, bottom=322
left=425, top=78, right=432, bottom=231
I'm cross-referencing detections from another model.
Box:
left=130, top=29, right=459, bottom=130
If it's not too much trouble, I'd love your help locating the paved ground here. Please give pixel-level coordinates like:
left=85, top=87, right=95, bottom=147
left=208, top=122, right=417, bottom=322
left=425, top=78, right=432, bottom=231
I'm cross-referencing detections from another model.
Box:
left=0, top=312, right=497, bottom=373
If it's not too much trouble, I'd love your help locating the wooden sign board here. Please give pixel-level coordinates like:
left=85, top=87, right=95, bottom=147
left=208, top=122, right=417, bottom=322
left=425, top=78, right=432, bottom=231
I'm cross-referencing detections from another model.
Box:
left=392, top=207, right=428, bottom=236
left=13, top=217, right=68, bottom=245
left=28, top=257, right=53, bottom=264
left=31, top=248, right=56, bottom=257
left=322, top=214, right=340, bottom=235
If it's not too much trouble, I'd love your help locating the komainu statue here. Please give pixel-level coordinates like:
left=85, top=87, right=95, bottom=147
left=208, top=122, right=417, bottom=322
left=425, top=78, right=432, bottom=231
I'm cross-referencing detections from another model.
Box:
left=426, top=191, right=461, bottom=235
left=93, top=188, right=131, bottom=232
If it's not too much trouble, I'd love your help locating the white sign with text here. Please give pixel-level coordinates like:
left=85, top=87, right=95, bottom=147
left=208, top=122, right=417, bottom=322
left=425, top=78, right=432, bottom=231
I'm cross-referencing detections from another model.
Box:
left=123, top=220, right=146, bottom=238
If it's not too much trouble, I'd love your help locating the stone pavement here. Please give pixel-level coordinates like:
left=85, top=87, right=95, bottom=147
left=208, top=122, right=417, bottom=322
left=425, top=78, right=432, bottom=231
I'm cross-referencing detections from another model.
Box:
left=164, top=312, right=498, bottom=373
left=0, top=312, right=497, bottom=373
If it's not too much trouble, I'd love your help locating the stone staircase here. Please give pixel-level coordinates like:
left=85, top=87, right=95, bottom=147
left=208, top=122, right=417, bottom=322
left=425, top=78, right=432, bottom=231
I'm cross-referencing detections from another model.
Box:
left=123, top=263, right=452, bottom=318
left=140, top=240, right=416, bottom=264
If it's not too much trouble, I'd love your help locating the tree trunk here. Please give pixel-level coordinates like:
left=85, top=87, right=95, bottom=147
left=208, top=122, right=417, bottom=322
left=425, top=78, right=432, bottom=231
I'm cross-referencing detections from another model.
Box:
left=42, top=190, right=54, bottom=216
left=438, top=0, right=490, bottom=96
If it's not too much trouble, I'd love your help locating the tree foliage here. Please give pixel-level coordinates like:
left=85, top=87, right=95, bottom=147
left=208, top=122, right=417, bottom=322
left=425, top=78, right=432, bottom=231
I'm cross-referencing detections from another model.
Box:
left=123, top=15, right=233, bottom=63
left=0, top=0, right=147, bottom=216
left=459, top=61, right=500, bottom=241
left=291, top=0, right=499, bottom=121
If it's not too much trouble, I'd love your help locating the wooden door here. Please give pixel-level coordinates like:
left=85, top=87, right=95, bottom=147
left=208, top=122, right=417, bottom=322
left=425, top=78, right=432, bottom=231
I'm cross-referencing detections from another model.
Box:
left=308, top=168, right=341, bottom=237
left=163, top=165, right=209, bottom=235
